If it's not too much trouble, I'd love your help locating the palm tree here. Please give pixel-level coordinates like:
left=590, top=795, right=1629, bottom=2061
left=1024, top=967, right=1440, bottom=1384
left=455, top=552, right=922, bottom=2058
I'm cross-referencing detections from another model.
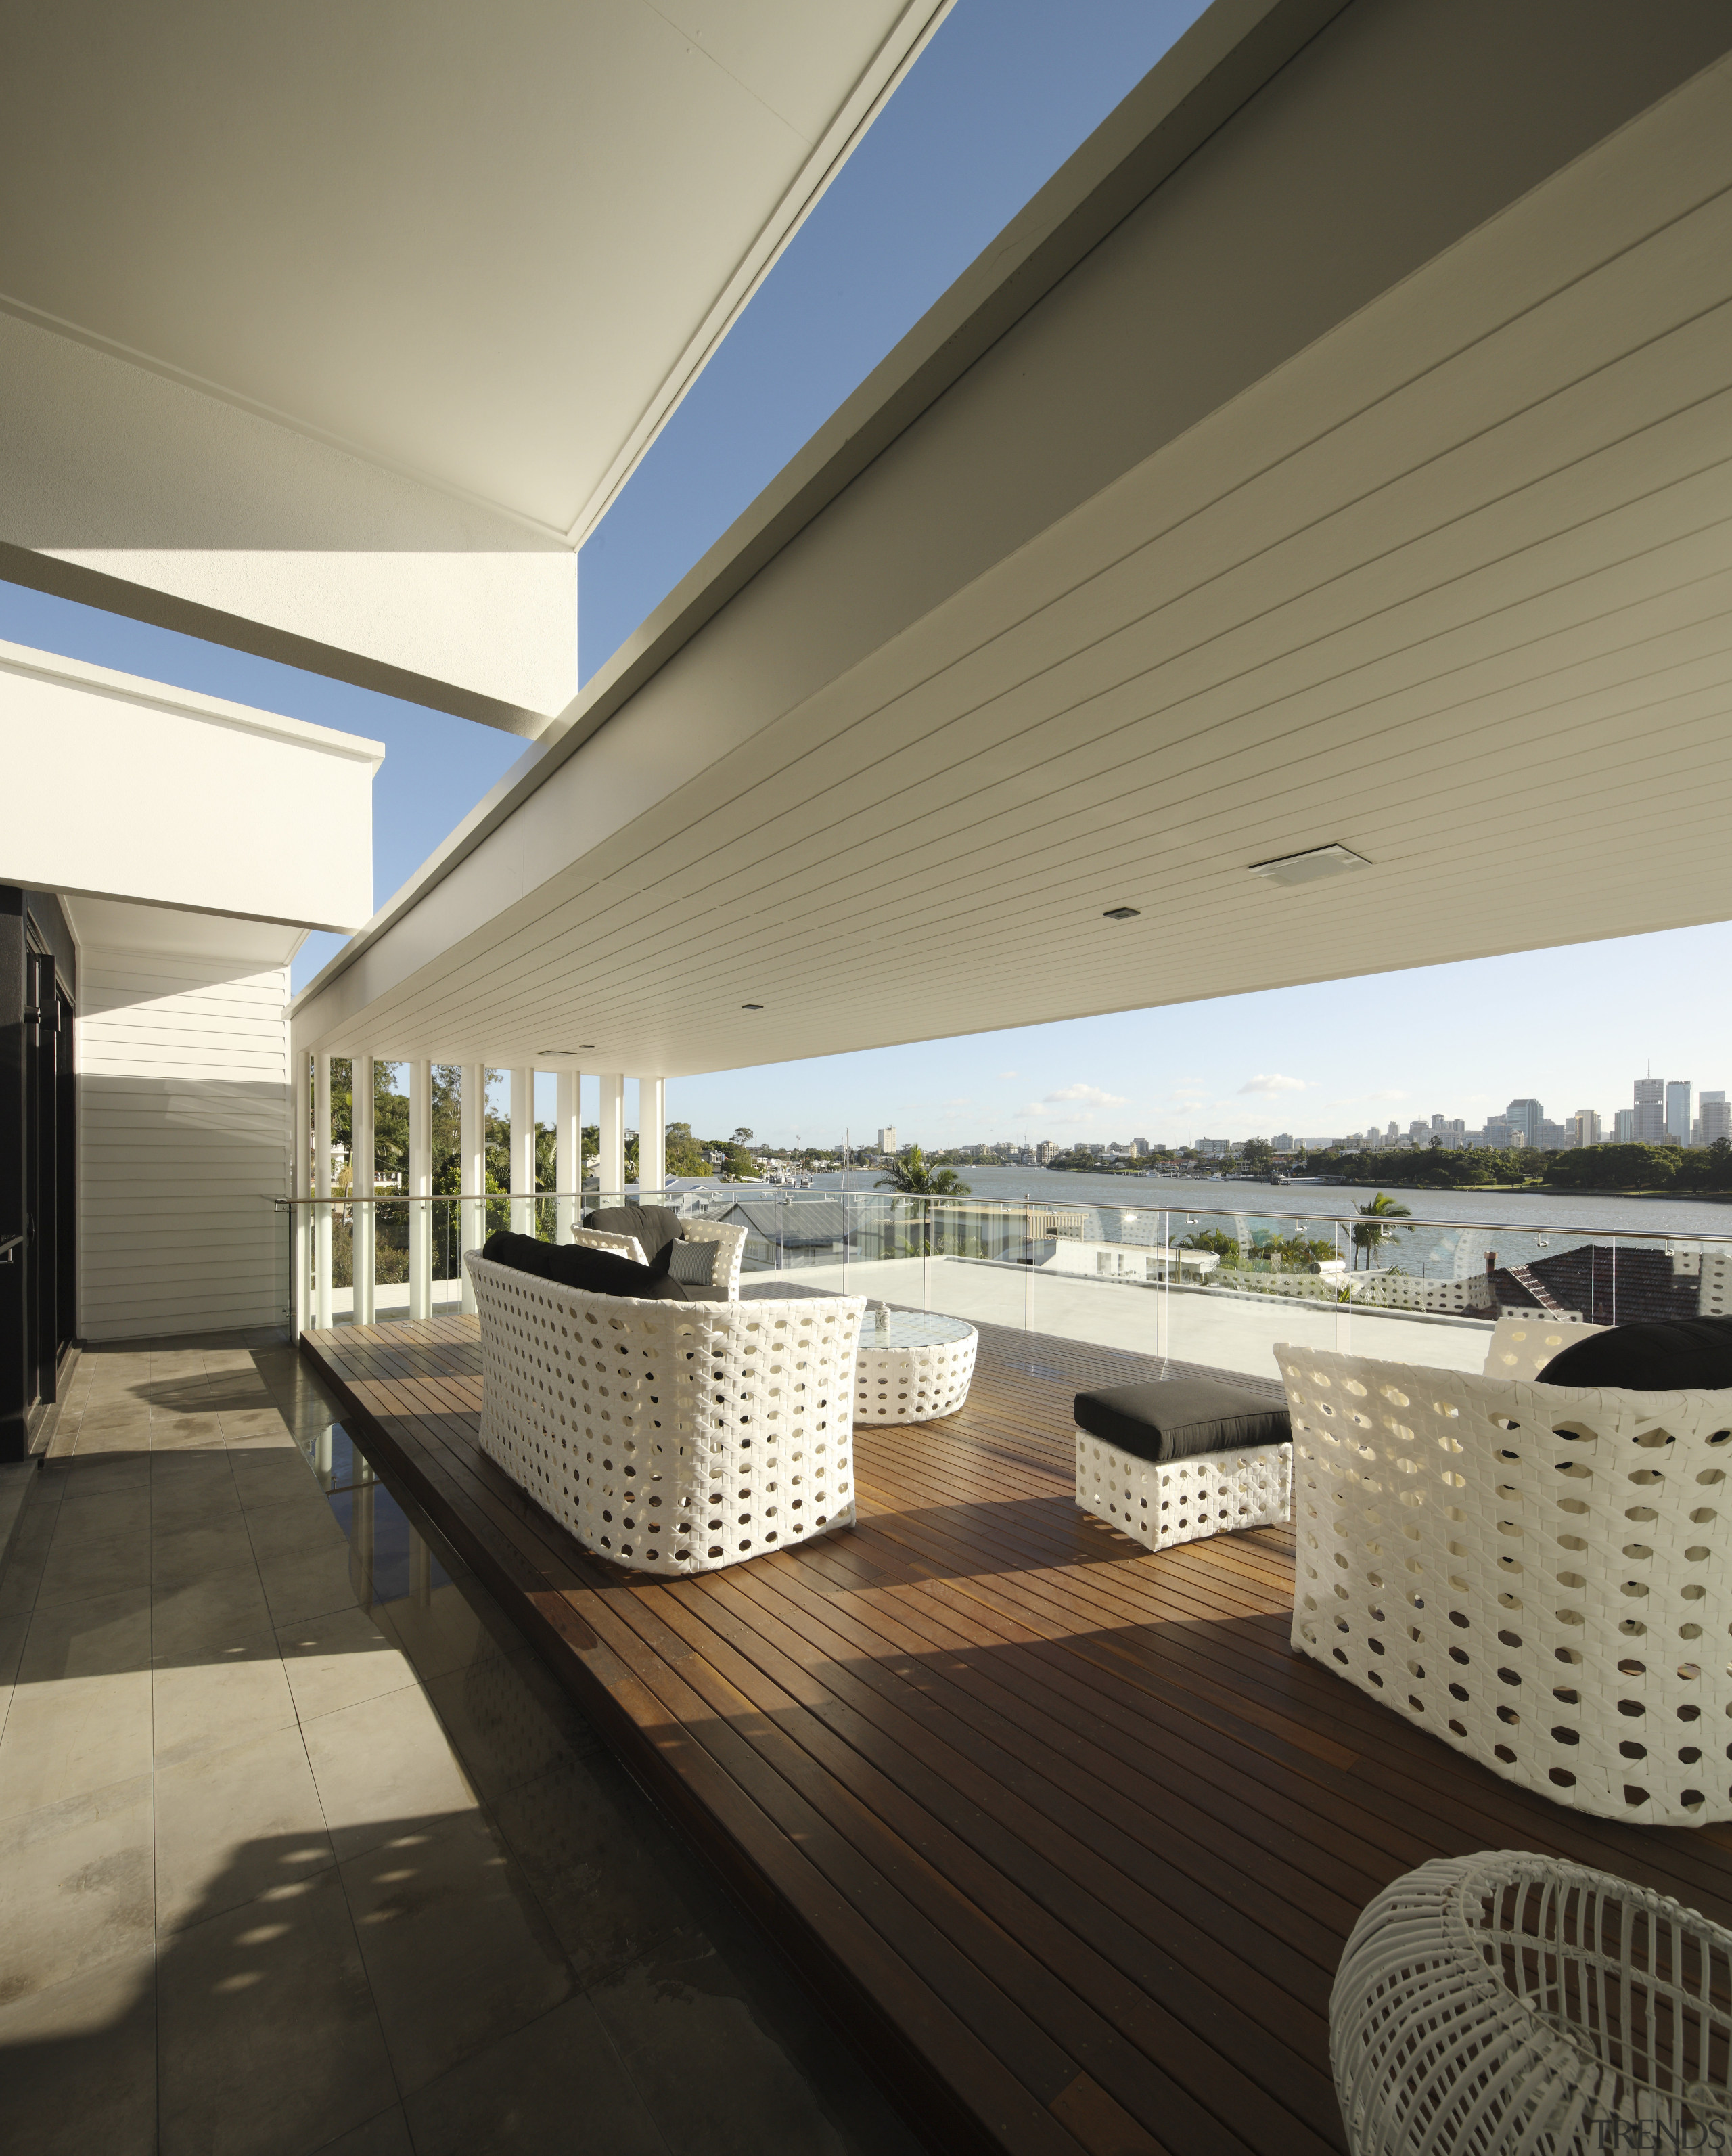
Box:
left=876, top=1144, right=969, bottom=1259
left=875, top=1143, right=970, bottom=1198
left=1352, top=1190, right=1411, bottom=1268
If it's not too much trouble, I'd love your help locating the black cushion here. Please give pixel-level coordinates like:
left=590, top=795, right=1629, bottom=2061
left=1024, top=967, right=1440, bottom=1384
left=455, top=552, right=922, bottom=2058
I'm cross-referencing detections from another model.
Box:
left=479, top=1230, right=695, bottom=1301
left=1074, top=1378, right=1291, bottom=1464
left=1535, top=1315, right=1732, bottom=1391
left=667, top=1238, right=720, bottom=1290
left=584, top=1205, right=681, bottom=1261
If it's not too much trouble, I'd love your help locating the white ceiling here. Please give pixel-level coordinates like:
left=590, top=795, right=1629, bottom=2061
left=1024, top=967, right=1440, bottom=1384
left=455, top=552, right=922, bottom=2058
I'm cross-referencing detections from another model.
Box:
left=61, top=895, right=306, bottom=970
left=0, top=0, right=940, bottom=539
left=290, top=41, right=1732, bottom=1074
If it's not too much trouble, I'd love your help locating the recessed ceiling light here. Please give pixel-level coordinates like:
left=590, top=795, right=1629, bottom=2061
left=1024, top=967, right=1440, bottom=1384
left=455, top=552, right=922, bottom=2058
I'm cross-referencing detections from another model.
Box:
left=1102, top=905, right=1141, bottom=920
left=1248, top=843, right=1371, bottom=886
left=742, top=1002, right=763, bottom=1010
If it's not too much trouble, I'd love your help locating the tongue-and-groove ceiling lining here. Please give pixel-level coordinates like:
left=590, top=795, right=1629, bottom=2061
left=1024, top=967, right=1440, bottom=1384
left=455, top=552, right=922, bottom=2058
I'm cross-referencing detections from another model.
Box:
left=295, top=47, right=1732, bottom=1072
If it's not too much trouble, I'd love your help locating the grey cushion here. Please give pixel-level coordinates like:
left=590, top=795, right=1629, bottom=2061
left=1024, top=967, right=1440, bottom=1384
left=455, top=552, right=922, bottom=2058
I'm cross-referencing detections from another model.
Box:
left=584, top=1205, right=680, bottom=1262
left=1536, top=1314, right=1732, bottom=1392
left=667, top=1238, right=721, bottom=1289
left=480, top=1230, right=695, bottom=1301
left=1074, top=1378, right=1291, bottom=1464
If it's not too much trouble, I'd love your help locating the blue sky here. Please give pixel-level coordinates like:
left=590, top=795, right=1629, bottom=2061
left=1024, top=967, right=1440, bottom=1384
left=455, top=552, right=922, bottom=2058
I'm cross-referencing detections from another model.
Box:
left=5, top=0, right=1727, bottom=1146
left=578, top=0, right=1210, bottom=681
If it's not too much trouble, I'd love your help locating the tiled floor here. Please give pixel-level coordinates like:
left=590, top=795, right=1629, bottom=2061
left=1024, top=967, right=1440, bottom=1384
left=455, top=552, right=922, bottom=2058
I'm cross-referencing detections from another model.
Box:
left=0, top=1334, right=924, bottom=2156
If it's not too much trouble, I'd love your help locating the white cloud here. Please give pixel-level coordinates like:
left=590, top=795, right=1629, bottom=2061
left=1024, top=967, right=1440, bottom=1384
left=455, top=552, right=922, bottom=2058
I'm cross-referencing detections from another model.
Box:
left=1238, top=1073, right=1306, bottom=1096
left=1042, top=1083, right=1126, bottom=1105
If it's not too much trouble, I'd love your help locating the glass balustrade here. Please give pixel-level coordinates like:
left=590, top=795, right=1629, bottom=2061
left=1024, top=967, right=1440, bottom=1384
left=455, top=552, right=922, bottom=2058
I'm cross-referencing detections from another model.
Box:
left=284, top=1188, right=1732, bottom=1393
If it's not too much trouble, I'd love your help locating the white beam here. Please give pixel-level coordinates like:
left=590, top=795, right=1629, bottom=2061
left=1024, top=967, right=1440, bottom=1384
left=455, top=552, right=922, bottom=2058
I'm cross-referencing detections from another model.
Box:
left=460, top=1062, right=485, bottom=1313
left=510, top=1066, right=536, bottom=1234
left=409, top=1058, right=432, bottom=1322
left=352, top=1055, right=375, bottom=1327
left=637, top=1077, right=665, bottom=1194
left=555, top=1070, right=583, bottom=1242
left=599, top=1074, right=625, bottom=1199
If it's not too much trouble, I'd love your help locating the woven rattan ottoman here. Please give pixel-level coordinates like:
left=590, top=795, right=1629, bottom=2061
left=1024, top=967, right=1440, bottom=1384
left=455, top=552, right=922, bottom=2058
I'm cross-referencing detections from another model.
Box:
left=1074, top=1376, right=1292, bottom=1553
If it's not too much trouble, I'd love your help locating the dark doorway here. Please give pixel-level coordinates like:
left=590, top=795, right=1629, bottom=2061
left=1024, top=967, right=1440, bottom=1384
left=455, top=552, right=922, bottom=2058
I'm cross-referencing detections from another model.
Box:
left=1, top=891, right=76, bottom=1460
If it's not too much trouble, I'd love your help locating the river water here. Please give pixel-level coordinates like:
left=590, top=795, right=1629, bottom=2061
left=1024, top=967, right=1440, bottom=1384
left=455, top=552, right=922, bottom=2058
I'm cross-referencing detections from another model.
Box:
left=704, top=1166, right=1732, bottom=1280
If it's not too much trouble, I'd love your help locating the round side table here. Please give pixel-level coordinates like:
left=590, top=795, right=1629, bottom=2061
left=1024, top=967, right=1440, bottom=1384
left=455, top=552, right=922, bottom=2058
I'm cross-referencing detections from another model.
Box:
left=853, top=1309, right=977, bottom=1424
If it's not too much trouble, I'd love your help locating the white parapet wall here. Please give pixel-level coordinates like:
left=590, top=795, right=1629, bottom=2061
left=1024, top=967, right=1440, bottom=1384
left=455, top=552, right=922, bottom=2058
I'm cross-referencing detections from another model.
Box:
left=0, top=640, right=382, bottom=930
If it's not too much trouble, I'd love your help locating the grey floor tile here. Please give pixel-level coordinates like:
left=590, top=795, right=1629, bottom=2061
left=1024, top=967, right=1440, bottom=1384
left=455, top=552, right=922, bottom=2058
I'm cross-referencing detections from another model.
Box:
left=277, top=1605, right=418, bottom=1723
left=256, top=1541, right=371, bottom=1632
left=51, top=1452, right=152, bottom=1502
left=374, top=1579, right=507, bottom=1684
left=34, top=1523, right=153, bottom=1612
left=0, top=1776, right=154, bottom=2006
left=0, top=1668, right=155, bottom=1820
left=150, top=1515, right=266, bottom=1595
left=308, top=2106, right=415, bottom=2156
left=301, top=1683, right=478, bottom=1862
left=0, top=1941, right=157, bottom=2156
left=402, top=1994, right=668, bottom=2156
left=152, top=1632, right=297, bottom=1768
left=18, top=1580, right=152, bottom=1682
left=151, top=1568, right=277, bottom=1663
left=341, top=1809, right=574, bottom=2095
left=156, top=1864, right=397, bottom=2156
left=148, top=1413, right=225, bottom=1451
left=154, top=1723, right=335, bottom=1932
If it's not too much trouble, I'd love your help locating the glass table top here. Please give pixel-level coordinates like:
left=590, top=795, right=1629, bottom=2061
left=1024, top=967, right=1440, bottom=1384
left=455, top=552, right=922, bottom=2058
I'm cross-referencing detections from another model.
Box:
left=857, top=1308, right=975, bottom=1348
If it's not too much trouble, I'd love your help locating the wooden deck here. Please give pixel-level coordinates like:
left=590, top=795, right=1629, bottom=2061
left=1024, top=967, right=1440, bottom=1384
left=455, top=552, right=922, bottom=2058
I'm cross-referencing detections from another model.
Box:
left=300, top=1314, right=1732, bottom=2156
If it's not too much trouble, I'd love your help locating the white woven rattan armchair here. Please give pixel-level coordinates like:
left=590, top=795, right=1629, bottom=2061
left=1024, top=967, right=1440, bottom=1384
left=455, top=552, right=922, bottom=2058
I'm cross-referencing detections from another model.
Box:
left=1332, top=1850, right=1732, bottom=2154
left=465, top=1250, right=863, bottom=1575
left=1281, top=1326, right=1732, bottom=1824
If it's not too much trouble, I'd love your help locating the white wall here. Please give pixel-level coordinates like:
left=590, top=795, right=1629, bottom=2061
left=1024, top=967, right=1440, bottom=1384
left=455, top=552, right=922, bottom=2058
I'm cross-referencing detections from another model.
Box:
left=78, top=944, right=292, bottom=1342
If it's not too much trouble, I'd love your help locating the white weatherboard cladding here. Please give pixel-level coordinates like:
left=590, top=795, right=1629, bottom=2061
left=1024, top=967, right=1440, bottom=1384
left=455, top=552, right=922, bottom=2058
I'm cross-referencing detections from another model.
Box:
left=0, top=643, right=381, bottom=930
left=79, top=949, right=291, bottom=1341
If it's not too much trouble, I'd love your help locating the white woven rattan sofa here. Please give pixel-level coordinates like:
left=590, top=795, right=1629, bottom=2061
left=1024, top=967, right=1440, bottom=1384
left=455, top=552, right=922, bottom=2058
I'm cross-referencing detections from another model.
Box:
left=465, top=1249, right=863, bottom=1576
left=1281, top=1316, right=1732, bottom=1825
left=568, top=1217, right=747, bottom=1299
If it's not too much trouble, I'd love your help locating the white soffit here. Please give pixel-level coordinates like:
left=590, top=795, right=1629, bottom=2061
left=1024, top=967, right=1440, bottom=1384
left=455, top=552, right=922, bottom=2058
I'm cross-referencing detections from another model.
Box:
left=0, top=2, right=942, bottom=537
left=60, top=894, right=304, bottom=970
left=290, top=38, right=1732, bottom=1073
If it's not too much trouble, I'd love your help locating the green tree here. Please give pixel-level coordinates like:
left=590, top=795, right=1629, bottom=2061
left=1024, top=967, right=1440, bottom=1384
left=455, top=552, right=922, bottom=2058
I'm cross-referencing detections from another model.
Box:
left=664, top=1121, right=708, bottom=1177
left=1180, top=1228, right=1242, bottom=1269
left=1241, top=1136, right=1274, bottom=1171
left=875, top=1144, right=970, bottom=1197
left=1541, top=1142, right=1682, bottom=1192
left=1352, top=1191, right=1411, bottom=1268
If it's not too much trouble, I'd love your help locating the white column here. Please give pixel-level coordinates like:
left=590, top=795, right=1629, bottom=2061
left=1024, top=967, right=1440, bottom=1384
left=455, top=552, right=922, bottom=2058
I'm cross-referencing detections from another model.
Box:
left=637, top=1077, right=665, bottom=1194
left=292, top=1050, right=311, bottom=1337
left=409, top=1058, right=432, bottom=1322
left=460, top=1061, right=485, bottom=1312
left=510, top=1065, right=536, bottom=1234
left=555, top=1069, right=583, bottom=1240
left=352, top=1055, right=375, bottom=1326
left=599, top=1073, right=626, bottom=1199
left=313, top=1053, right=333, bottom=1329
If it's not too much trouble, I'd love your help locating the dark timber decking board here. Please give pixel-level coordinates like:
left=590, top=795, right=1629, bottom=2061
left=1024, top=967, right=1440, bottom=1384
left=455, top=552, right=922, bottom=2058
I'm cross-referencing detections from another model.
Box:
left=300, top=1314, right=1732, bottom=2156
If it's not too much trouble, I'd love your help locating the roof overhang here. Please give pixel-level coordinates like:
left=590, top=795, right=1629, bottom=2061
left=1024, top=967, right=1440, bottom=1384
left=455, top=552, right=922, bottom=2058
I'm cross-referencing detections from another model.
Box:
left=290, top=0, right=1732, bottom=1072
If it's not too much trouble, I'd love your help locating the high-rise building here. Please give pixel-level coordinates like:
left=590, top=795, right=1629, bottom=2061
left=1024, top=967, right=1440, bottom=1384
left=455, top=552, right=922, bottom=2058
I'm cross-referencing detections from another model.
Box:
left=877, top=1125, right=896, bottom=1156
left=1506, top=1098, right=1543, bottom=1147
left=1272, top=1131, right=1294, bottom=1151
left=1442, top=1119, right=1465, bottom=1148
left=1615, top=1108, right=1637, bottom=1142
left=1431, top=1113, right=1444, bottom=1131
left=1704, top=1096, right=1731, bottom=1146
left=1666, top=1079, right=1691, bottom=1144
left=1484, top=1116, right=1515, bottom=1149
left=1131, top=1136, right=1148, bottom=1156
left=1035, top=1140, right=1057, bottom=1164
left=1632, top=1077, right=1665, bottom=1144
left=1572, top=1109, right=1601, bottom=1148
left=1408, top=1119, right=1429, bottom=1140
